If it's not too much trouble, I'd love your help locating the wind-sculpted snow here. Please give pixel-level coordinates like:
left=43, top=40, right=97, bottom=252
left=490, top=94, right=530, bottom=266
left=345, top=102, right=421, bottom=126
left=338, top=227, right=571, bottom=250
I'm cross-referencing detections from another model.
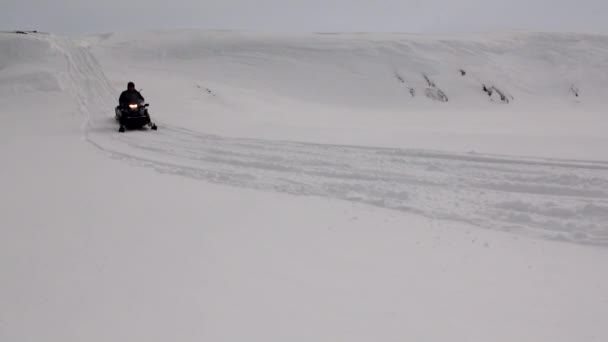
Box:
left=32, top=33, right=608, bottom=246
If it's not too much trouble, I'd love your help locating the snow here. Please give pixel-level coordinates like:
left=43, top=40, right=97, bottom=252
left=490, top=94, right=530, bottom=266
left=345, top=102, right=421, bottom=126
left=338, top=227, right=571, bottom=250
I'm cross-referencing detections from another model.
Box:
left=91, top=30, right=608, bottom=159
left=1, top=30, right=608, bottom=342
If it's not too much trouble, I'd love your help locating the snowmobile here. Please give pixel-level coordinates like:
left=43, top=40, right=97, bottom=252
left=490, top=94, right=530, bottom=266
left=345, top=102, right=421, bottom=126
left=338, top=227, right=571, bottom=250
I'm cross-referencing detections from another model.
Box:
left=115, top=96, right=157, bottom=133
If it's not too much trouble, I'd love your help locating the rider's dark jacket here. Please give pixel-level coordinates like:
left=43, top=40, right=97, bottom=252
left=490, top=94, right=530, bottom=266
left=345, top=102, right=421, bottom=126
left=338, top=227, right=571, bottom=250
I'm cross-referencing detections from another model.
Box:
left=119, top=89, right=144, bottom=107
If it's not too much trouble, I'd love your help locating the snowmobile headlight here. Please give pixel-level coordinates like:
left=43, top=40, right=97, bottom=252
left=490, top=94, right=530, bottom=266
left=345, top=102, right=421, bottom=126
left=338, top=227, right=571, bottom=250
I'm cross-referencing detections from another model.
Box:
left=128, top=104, right=138, bottom=109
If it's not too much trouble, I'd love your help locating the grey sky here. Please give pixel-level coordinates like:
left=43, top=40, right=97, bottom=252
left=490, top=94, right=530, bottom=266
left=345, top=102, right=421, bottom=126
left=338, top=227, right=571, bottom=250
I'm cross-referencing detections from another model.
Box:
left=2, top=0, right=608, bottom=34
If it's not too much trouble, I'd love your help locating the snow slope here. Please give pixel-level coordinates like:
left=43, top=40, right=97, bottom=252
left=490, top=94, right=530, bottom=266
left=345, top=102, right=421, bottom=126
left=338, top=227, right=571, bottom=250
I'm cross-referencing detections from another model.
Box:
left=91, top=30, right=608, bottom=159
left=1, top=31, right=608, bottom=342
left=87, top=30, right=608, bottom=245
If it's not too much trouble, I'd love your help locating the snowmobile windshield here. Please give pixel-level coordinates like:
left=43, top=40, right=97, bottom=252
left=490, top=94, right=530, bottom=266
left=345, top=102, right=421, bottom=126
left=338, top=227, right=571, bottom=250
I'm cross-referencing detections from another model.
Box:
left=122, top=92, right=144, bottom=105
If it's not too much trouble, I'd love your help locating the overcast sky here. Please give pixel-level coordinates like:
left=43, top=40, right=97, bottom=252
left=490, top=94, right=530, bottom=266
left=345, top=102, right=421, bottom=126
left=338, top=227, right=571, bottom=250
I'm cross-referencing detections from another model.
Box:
left=2, top=0, right=608, bottom=35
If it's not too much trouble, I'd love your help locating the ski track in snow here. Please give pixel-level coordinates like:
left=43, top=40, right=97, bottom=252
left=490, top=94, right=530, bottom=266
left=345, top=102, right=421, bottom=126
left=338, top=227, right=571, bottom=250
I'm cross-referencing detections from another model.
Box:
left=50, top=35, right=608, bottom=246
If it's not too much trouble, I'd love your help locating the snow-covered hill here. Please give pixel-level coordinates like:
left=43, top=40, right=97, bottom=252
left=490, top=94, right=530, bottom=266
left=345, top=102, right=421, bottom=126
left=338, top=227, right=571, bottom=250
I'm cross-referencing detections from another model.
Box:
left=1, top=30, right=607, bottom=342
left=90, top=30, right=608, bottom=244
left=89, top=30, right=608, bottom=159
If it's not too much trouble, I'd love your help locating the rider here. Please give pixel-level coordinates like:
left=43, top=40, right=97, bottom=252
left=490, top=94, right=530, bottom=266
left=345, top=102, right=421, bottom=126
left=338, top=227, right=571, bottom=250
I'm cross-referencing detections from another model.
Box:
left=119, top=82, right=144, bottom=108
